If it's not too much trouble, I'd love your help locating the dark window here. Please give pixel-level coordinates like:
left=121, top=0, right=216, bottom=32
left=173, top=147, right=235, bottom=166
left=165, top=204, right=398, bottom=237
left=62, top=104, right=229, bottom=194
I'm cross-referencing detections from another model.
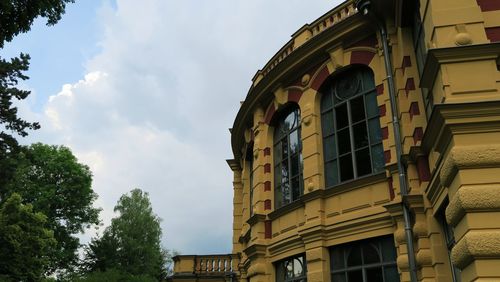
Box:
left=321, top=67, right=384, bottom=188
left=411, top=0, right=433, bottom=119
left=438, top=202, right=461, bottom=282
left=330, top=236, right=399, bottom=282
left=274, top=107, right=303, bottom=208
left=276, top=254, right=307, bottom=282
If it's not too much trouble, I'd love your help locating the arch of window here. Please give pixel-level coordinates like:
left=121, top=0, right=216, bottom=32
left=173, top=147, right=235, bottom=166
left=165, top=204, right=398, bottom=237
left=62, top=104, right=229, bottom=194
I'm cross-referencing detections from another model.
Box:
left=273, top=105, right=303, bottom=209
left=320, top=66, right=384, bottom=188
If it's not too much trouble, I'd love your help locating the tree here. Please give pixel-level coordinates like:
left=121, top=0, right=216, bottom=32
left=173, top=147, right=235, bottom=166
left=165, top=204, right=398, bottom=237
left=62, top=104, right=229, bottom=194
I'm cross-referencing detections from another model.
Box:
left=0, top=0, right=75, bottom=153
left=0, top=193, right=56, bottom=281
left=82, top=189, right=167, bottom=280
left=3, top=143, right=100, bottom=274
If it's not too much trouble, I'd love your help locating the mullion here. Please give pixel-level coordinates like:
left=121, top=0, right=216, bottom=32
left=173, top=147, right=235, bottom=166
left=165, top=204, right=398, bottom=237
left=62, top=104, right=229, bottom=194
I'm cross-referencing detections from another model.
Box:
left=347, top=99, right=358, bottom=178
left=362, top=94, right=374, bottom=175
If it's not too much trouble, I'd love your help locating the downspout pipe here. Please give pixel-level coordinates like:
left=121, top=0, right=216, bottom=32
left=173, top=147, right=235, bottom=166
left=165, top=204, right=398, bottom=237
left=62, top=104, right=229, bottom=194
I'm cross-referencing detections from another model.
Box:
left=354, top=1, right=419, bottom=281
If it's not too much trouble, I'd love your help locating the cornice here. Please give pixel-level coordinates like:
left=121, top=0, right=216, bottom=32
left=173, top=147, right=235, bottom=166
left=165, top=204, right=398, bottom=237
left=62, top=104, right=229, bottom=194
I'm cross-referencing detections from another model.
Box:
left=422, top=101, right=500, bottom=154
left=420, top=42, right=500, bottom=89
left=247, top=214, right=266, bottom=227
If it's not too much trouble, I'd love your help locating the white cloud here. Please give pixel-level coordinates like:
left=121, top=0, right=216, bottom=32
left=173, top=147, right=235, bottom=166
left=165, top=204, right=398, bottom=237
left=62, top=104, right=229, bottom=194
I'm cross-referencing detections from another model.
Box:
left=21, top=0, right=342, bottom=254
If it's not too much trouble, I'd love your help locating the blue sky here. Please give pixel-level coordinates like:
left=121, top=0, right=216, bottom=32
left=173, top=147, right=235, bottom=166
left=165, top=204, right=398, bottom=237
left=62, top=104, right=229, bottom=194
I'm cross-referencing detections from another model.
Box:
left=2, top=0, right=342, bottom=255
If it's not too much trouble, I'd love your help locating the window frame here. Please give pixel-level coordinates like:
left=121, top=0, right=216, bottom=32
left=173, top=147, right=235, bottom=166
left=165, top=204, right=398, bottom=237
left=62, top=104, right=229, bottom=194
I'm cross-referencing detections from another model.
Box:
left=275, top=254, right=307, bottom=282
left=330, top=236, right=399, bottom=282
left=320, top=67, right=384, bottom=188
left=273, top=106, right=304, bottom=209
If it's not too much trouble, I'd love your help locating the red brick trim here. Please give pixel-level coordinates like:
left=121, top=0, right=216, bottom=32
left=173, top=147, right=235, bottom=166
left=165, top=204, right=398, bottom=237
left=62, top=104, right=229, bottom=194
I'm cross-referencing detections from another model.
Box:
left=376, top=84, right=384, bottom=95
left=288, top=89, right=303, bottom=103
left=265, top=220, right=272, bottom=239
left=264, top=163, right=271, bottom=173
left=477, top=0, right=500, bottom=11
left=409, top=102, right=420, bottom=120
left=264, top=181, right=271, bottom=191
left=384, top=150, right=392, bottom=163
left=388, top=177, right=395, bottom=200
left=263, top=147, right=271, bottom=156
left=379, top=104, right=387, bottom=117
left=486, top=27, right=500, bottom=42
left=311, top=66, right=330, bottom=91
left=405, top=78, right=416, bottom=96
left=416, top=156, right=431, bottom=183
left=413, top=127, right=423, bottom=144
left=381, top=126, right=389, bottom=140
left=401, top=56, right=411, bottom=75
left=350, top=50, right=375, bottom=66
left=264, top=103, right=276, bottom=125
left=264, top=200, right=272, bottom=210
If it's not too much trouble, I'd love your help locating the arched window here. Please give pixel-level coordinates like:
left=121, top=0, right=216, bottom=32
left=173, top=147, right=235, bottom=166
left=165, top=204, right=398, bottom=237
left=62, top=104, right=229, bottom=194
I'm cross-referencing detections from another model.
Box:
left=321, top=67, right=384, bottom=187
left=273, top=106, right=303, bottom=208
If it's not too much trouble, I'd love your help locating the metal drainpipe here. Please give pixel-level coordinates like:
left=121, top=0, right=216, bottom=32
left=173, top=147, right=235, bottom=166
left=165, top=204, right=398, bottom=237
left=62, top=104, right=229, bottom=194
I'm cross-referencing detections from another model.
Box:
left=355, top=2, right=419, bottom=281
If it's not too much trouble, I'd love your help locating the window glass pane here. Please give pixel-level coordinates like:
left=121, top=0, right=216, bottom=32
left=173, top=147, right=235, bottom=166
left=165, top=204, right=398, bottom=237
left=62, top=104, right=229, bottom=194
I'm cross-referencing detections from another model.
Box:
left=285, top=260, right=293, bottom=279
left=338, top=129, right=351, bottom=155
left=325, top=160, right=338, bottom=187
left=291, top=154, right=300, bottom=177
left=274, top=144, right=281, bottom=165
left=383, top=266, right=399, bottom=282
left=355, top=148, right=372, bottom=177
left=321, top=111, right=335, bottom=136
left=381, top=237, right=397, bottom=262
left=290, top=130, right=299, bottom=155
left=335, top=103, right=349, bottom=129
left=365, top=92, right=379, bottom=118
left=350, top=96, right=366, bottom=123
left=353, top=123, right=368, bottom=149
left=321, top=92, right=333, bottom=112
left=335, top=73, right=361, bottom=100
left=363, top=244, right=381, bottom=264
left=332, top=273, right=346, bottom=282
left=323, top=135, right=336, bottom=161
left=331, top=248, right=345, bottom=270
left=366, top=267, right=384, bottom=282
left=284, top=111, right=297, bottom=131
left=371, top=144, right=385, bottom=172
left=347, top=245, right=362, bottom=266
left=274, top=164, right=281, bottom=188
left=291, top=176, right=300, bottom=201
left=281, top=161, right=289, bottom=185
left=347, top=270, right=363, bottom=282
left=282, top=179, right=291, bottom=205
left=293, top=257, right=304, bottom=277
left=368, top=118, right=382, bottom=143
left=339, top=154, right=354, bottom=182
left=281, top=138, right=289, bottom=159
left=275, top=184, right=283, bottom=208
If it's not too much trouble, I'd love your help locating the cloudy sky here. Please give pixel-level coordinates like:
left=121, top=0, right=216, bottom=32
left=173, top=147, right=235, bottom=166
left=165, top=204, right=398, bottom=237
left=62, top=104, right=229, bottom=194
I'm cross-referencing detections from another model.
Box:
left=1, top=0, right=343, bottom=255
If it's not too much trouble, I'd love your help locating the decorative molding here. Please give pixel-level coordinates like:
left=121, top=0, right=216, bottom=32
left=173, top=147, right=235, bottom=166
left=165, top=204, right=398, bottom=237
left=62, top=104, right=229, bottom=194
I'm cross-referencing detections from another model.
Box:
left=451, top=230, right=500, bottom=269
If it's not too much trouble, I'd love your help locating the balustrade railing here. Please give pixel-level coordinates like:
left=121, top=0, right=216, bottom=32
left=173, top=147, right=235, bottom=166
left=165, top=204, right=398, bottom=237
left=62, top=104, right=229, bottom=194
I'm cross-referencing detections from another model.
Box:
left=255, top=1, right=357, bottom=83
left=173, top=254, right=239, bottom=276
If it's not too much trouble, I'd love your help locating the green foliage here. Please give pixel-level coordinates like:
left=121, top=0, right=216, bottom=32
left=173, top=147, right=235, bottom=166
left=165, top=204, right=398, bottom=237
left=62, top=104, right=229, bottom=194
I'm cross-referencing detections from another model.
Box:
left=75, top=268, right=157, bottom=282
left=0, top=193, right=56, bottom=281
left=0, top=0, right=75, bottom=48
left=3, top=143, right=100, bottom=274
left=82, top=189, right=168, bottom=281
left=0, top=0, right=75, bottom=153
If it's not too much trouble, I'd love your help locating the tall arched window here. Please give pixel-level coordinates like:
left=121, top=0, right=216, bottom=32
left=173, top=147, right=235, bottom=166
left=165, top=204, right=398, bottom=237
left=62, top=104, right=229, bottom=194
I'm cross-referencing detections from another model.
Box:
left=274, top=106, right=303, bottom=208
left=321, top=67, right=384, bottom=188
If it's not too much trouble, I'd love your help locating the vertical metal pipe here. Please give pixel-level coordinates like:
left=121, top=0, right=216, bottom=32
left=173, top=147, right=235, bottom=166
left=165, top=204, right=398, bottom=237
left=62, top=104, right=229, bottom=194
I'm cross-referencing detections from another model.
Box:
left=355, top=2, right=419, bottom=281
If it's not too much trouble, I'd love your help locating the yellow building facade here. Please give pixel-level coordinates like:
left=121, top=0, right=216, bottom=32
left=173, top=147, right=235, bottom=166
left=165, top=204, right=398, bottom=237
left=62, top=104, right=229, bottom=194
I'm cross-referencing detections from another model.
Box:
left=170, top=0, right=500, bottom=281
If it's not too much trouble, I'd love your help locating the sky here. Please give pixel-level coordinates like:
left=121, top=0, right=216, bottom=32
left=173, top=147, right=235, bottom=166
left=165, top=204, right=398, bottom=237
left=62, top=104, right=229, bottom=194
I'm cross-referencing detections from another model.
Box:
left=1, top=0, right=343, bottom=255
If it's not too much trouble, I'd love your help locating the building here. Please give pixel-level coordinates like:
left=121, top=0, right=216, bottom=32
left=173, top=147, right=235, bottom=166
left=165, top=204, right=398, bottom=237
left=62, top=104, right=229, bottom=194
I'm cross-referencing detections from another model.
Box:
left=170, top=0, right=500, bottom=281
